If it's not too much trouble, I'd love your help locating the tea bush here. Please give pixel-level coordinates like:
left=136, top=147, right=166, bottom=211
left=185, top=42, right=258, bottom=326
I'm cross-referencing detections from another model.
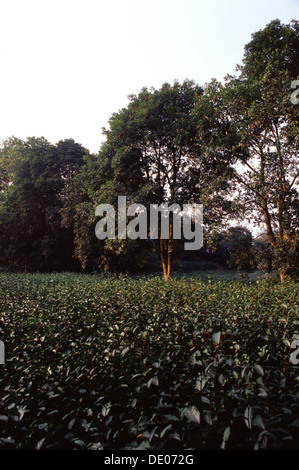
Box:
left=0, top=273, right=298, bottom=450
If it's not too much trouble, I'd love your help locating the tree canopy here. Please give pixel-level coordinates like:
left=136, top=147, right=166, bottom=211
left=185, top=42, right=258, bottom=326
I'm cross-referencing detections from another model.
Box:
left=0, top=19, right=298, bottom=282
left=0, top=137, right=88, bottom=271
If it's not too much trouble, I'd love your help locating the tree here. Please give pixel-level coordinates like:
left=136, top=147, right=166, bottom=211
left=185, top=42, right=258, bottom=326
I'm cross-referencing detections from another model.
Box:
left=193, top=20, right=299, bottom=283
left=225, top=227, right=257, bottom=277
left=0, top=137, right=87, bottom=271
left=256, top=232, right=299, bottom=280
left=70, top=135, right=152, bottom=277
left=90, top=80, right=234, bottom=280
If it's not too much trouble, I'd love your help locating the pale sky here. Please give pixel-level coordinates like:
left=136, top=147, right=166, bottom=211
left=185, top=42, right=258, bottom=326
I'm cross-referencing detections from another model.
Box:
left=0, top=0, right=298, bottom=154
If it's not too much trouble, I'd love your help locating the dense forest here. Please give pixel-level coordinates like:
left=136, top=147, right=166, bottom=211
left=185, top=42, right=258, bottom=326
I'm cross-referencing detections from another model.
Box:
left=0, top=19, right=298, bottom=282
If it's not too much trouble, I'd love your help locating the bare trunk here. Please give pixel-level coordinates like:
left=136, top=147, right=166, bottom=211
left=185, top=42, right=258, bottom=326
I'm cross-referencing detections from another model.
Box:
left=262, top=206, right=276, bottom=248
left=280, top=270, right=286, bottom=284
left=166, top=247, right=173, bottom=280
left=159, top=236, right=168, bottom=281
left=159, top=214, right=174, bottom=282
left=262, top=204, right=286, bottom=284
left=166, top=213, right=173, bottom=281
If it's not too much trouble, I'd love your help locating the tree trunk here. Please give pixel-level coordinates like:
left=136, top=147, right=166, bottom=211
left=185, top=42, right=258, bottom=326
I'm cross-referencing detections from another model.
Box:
left=159, top=241, right=173, bottom=282
left=166, top=246, right=173, bottom=280
left=166, top=213, right=173, bottom=281
left=262, top=205, right=276, bottom=247
left=158, top=210, right=174, bottom=282
left=262, top=204, right=286, bottom=284
left=279, top=270, right=286, bottom=284
left=159, top=236, right=169, bottom=281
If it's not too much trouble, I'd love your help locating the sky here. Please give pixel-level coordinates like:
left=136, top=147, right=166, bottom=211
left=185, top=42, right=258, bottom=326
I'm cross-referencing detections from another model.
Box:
left=0, top=0, right=298, bottom=154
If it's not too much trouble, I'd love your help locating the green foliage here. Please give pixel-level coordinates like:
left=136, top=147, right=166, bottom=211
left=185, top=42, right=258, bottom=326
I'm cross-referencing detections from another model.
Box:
left=0, top=20, right=298, bottom=282
left=225, top=227, right=258, bottom=276
left=0, top=273, right=298, bottom=450
left=192, top=20, right=299, bottom=281
left=0, top=137, right=88, bottom=272
left=201, top=227, right=258, bottom=275
left=257, top=236, right=299, bottom=280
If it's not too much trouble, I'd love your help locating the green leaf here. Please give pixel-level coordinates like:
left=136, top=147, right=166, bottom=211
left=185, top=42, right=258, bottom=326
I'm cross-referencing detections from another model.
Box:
left=212, top=332, right=221, bottom=345
left=254, top=364, right=264, bottom=376
left=253, top=415, right=265, bottom=430
left=244, top=407, right=253, bottom=429
left=184, top=406, right=200, bottom=424
left=35, top=437, right=46, bottom=450
left=160, top=424, right=172, bottom=438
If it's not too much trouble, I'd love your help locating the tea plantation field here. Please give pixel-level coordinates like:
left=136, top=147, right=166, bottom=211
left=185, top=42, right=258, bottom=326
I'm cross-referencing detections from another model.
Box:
left=0, top=273, right=298, bottom=450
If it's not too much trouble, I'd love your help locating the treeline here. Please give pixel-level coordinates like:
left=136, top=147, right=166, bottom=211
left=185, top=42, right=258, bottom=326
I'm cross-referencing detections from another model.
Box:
left=0, top=19, right=298, bottom=282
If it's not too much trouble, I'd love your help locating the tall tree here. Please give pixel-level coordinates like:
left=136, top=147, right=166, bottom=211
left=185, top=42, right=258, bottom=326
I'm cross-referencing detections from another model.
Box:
left=72, top=136, right=151, bottom=277
left=193, top=20, right=299, bottom=282
left=0, top=137, right=87, bottom=271
left=90, top=80, right=233, bottom=280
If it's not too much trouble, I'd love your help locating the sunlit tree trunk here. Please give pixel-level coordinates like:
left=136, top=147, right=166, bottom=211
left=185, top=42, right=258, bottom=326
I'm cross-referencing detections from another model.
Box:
left=159, top=214, right=174, bottom=282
